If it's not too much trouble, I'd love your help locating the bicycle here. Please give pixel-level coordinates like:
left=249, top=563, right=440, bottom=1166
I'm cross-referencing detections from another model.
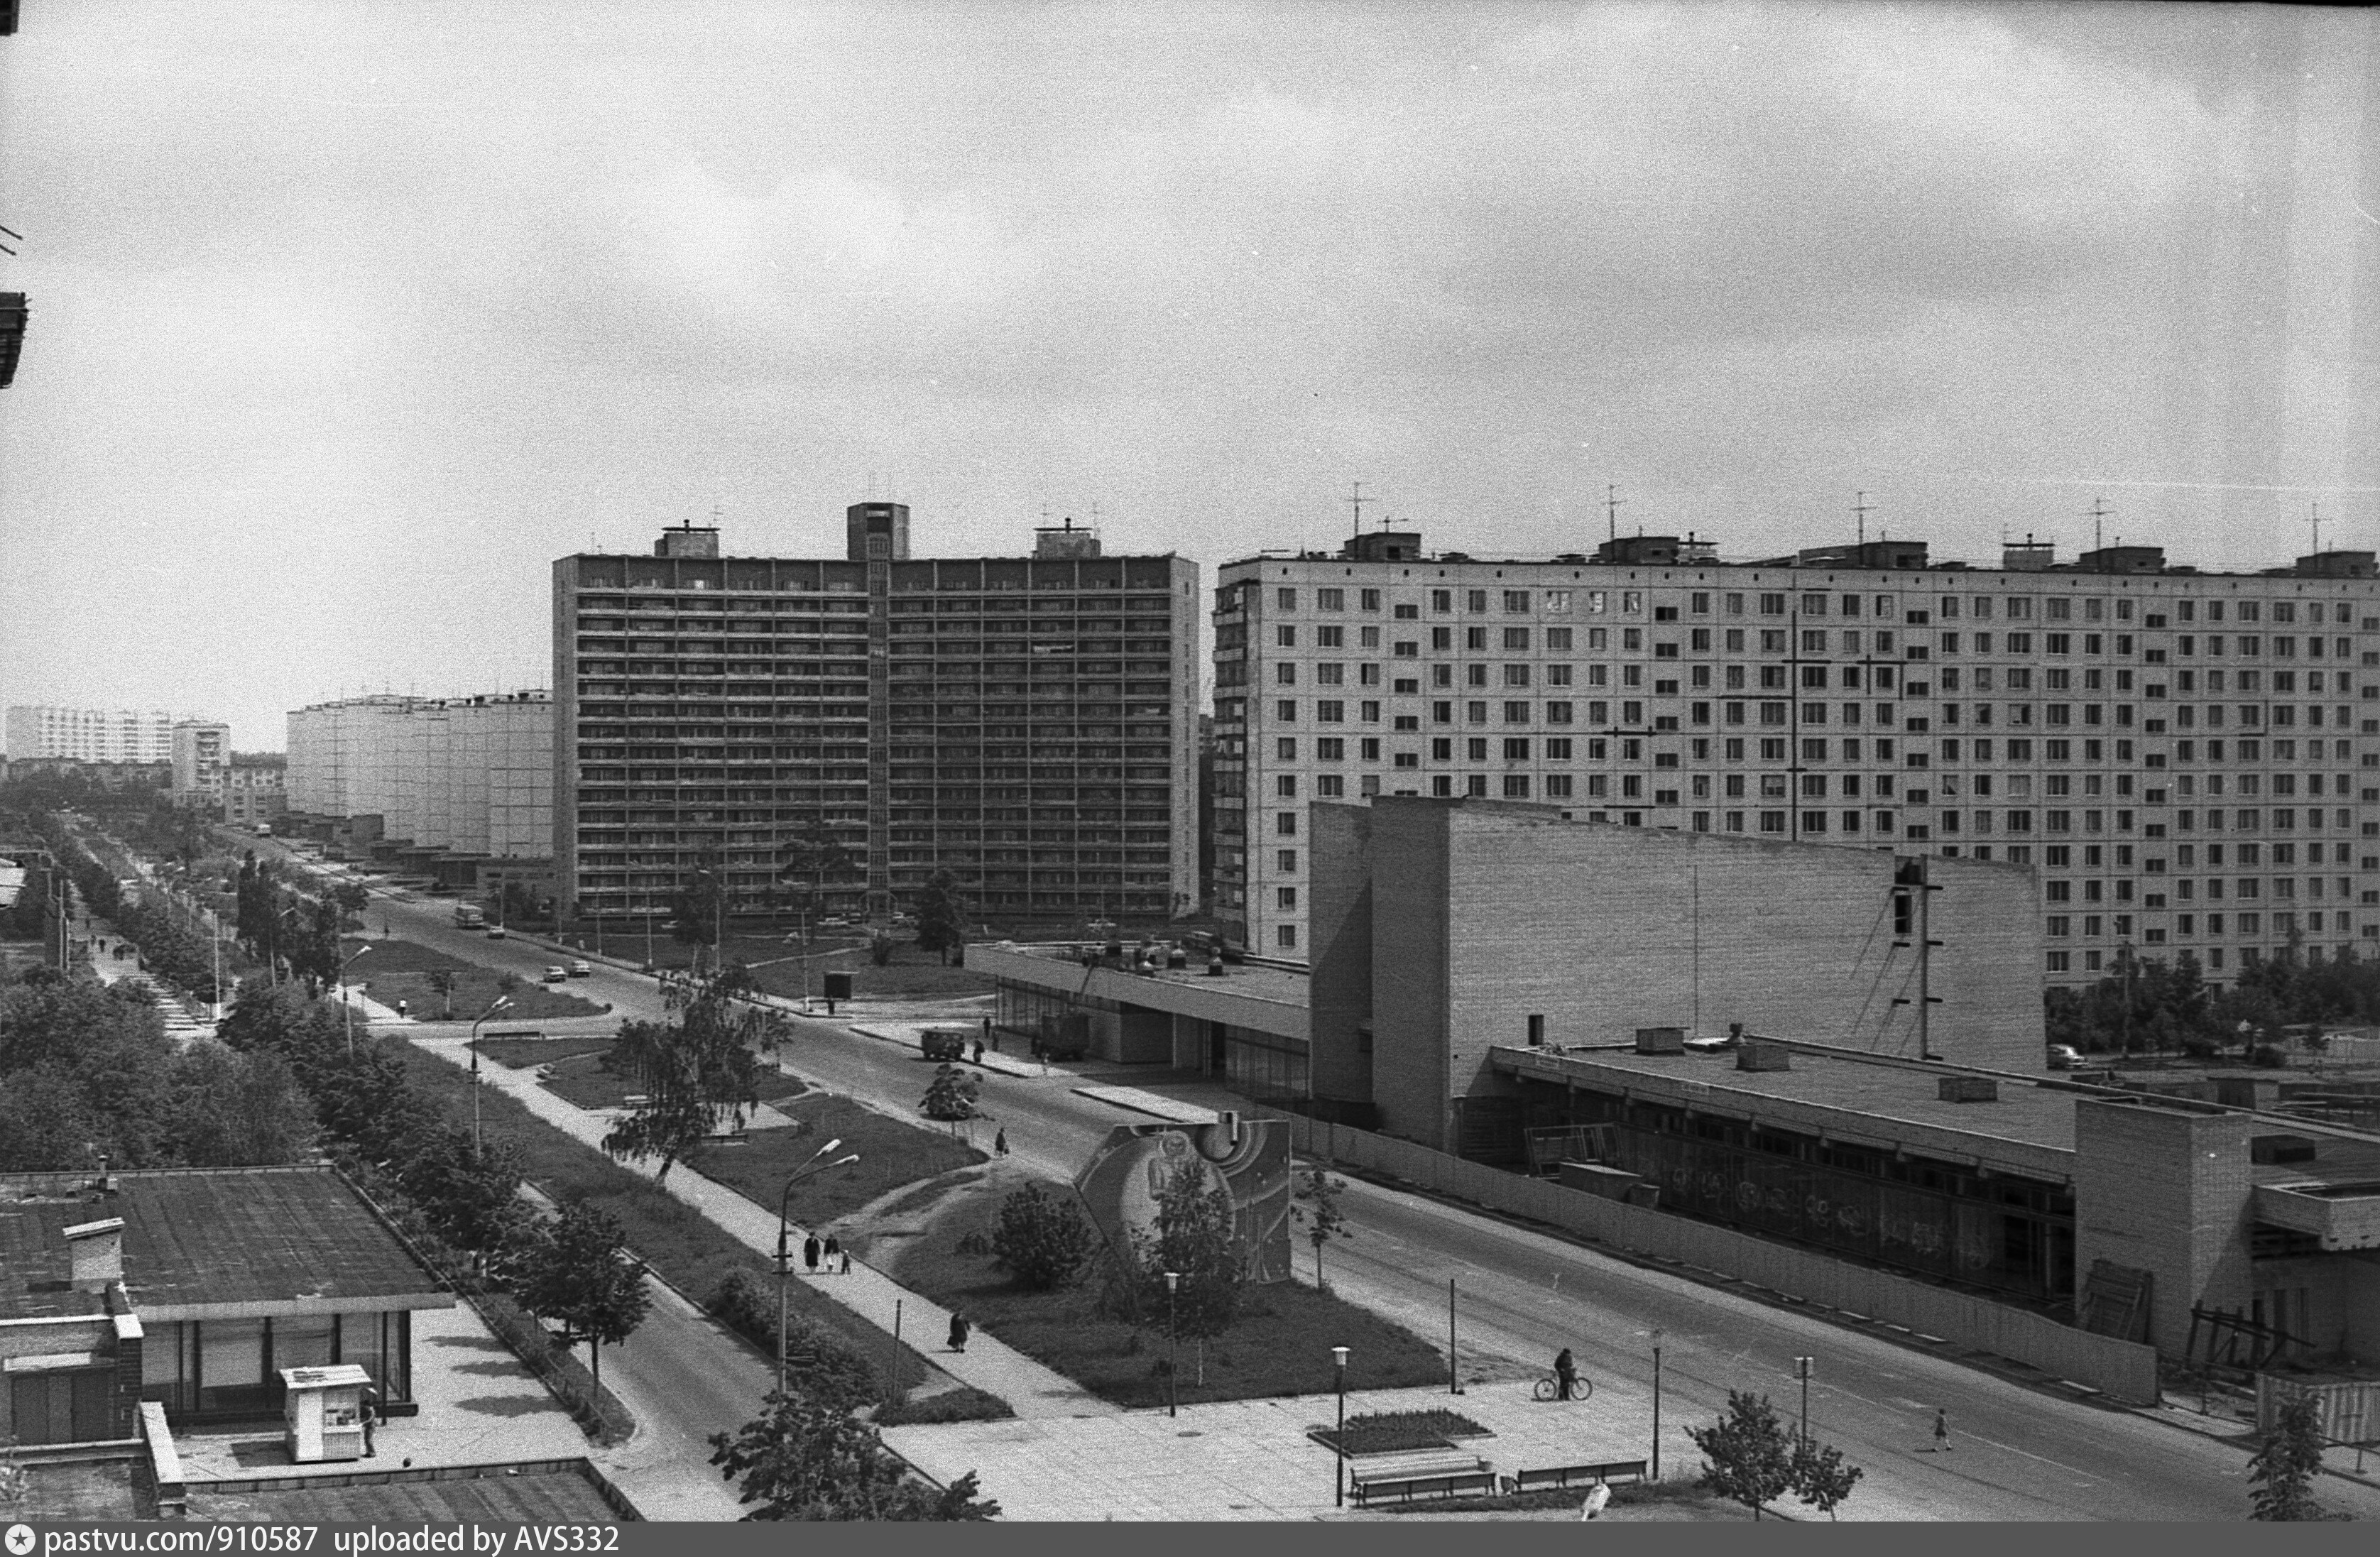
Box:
left=1533, top=1372, right=1594, bottom=1403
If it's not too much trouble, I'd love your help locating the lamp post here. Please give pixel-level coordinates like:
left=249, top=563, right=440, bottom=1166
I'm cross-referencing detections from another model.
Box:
left=1164, top=1271, right=1181, bottom=1417
left=337, top=944, right=373, bottom=1058
left=1332, top=1345, right=1350, bottom=1508
left=1794, top=1355, right=1813, bottom=1445
left=1652, top=1328, right=1664, bottom=1480
left=469, top=995, right=514, bottom=1159
left=774, top=1139, right=859, bottom=1395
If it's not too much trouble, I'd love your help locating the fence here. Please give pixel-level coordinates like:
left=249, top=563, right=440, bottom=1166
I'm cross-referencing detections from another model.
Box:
left=1265, top=1110, right=2163, bottom=1404
left=2258, top=1375, right=2380, bottom=1449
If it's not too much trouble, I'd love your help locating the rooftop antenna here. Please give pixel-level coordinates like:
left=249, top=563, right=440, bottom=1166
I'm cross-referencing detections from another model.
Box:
left=1853, top=490, right=1873, bottom=547
left=0, top=222, right=20, bottom=257
left=1605, top=484, right=1622, bottom=546
left=2090, top=496, right=2114, bottom=554
left=2311, top=499, right=2323, bottom=555
left=1348, top=481, right=1367, bottom=535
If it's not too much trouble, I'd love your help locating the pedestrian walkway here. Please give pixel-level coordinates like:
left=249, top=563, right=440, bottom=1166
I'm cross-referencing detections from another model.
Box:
left=403, top=1027, right=1118, bottom=1420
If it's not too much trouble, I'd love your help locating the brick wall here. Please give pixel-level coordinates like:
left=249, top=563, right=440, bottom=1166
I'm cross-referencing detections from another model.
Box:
left=1368, top=804, right=1452, bottom=1148
left=1307, top=804, right=1374, bottom=1107
left=2073, top=1099, right=2254, bottom=1354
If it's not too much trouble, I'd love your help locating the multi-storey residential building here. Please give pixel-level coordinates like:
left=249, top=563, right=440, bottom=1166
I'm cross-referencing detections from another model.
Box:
left=5, top=705, right=175, bottom=764
left=1214, top=529, right=2380, bottom=988
left=224, top=753, right=288, bottom=827
left=286, top=691, right=552, bottom=863
left=170, top=719, right=231, bottom=807
left=552, top=506, right=1201, bottom=927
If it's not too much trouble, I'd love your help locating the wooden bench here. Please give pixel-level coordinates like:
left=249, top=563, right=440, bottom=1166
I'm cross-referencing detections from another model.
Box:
left=1345, top=1449, right=1497, bottom=1506
left=1507, top=1459, right=1649, bottom=1493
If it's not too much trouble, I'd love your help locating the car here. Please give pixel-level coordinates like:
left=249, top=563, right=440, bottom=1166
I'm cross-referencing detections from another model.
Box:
left=485, top=926, right=508, bottom=939
left=569, top=959, right=591, bottom=977
left=2047, top=1044, right=2083, bottom=1071
left=542, top=966, right=569, bottom=983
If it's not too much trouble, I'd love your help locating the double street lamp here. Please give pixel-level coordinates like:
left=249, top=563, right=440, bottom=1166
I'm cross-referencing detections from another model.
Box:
left=337, top=944, right=373, bottom=1057
left=774, top=1137, right=861, bottom=1394
left=469, top=994, right=515, bottom=1159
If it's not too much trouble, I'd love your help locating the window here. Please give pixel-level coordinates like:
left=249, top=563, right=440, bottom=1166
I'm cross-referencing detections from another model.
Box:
left=1360, top=589, right=1381, bottom=611
left=1277, top=886, right=1298, bottom=909
left=1277, top=625, right=1298, bottom=647
left=1317, top=625, right=1345, bottom=648
left=1277, top=849, right=1297, bottom=872
left=1431, top=589, right=1451, bottom=612
left=1316, top=588, right=1343, bottom=611
left=1277, top=812, right=1298, bottom=836
left=1504, top=701, right=1532, bottom=723
left=1316, top=700, right=1342, bottom=722
left=1504, top=738, right=1532, bottom=760
left=1545, top=775, right=1573, bottom=798
left=1277, top=924, right=1298, bottom=949
left=1276, top=775, right=1298, bottom=797
left=1276, top=737, right=1297, bottom=760
left=1502, top=775, right=1532, bottom=798
left=1277, top=699, right=1298, bottom=721
left=1545, top=591, right=1571, bottom=613
left=1277, top=588, right=1297, bottom=610
left=1317, top=737, right=1344, bottom=760
left=1316, top=775, right=1344, bottom=797
left=1505, top=591, right=1532, bottom=613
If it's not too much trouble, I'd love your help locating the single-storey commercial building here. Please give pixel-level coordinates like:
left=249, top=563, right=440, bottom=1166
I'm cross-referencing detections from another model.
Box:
left=1, top=1165, right=454, bottom=1445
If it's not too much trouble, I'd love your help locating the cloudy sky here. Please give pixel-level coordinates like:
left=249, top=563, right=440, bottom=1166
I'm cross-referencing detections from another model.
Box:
left=2, top=1, right=2374, bottom=751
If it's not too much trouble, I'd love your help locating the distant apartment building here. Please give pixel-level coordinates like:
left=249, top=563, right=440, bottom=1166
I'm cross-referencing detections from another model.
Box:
left=285, top=692, right=552, bottom=869
left=223, top=753, right=288, bottom=827
left=551, top=506, right=1201, bottom=925
left=170, top=720, right=231, bottom=807
left=5, top=705, right=175, bottom=764
left=1213, top=529, right=2380, bottom=988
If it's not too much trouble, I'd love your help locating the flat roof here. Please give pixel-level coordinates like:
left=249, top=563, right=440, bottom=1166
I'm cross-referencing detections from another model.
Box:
left=971, top=941, right=1311, bottom=1039
left=1493, top=1043, right=2081, bottom=1184
left=187, top=1465, right=622, bottom=1524
left=1, top=1166, right=452, bottom=1323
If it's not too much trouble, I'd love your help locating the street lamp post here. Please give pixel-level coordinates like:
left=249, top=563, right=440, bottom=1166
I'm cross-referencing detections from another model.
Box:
left=337, top=944, right=373, bottom=1058
left=1164, top=1271, right=1181, bottom=1418
left=774, top=1140, right=859, bottom=1395
left=469, top=995, right=515, bottom=1159
left=1652, top=1328, right=1664, bottom=1481
left=1794, top=1355, right=1813, bottom=1445
left=1332, top=1345, right=1350, bottom=1508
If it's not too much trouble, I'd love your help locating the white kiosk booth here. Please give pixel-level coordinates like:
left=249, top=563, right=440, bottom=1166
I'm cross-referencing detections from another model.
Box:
left=280, top=1363, right=371, bottom=1463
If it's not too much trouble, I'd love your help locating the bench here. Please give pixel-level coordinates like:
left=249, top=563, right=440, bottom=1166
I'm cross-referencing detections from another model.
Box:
left=1345, top=1449, right=1497, bottom=1507
left=1507, top=1459, right=1649, bottom=1493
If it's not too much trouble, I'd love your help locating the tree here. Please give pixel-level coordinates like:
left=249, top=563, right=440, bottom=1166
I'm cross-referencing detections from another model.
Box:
left=509, top=1201, right=650, bottom=1397
left=160, top=1045, right=316, bottom=1167
left=1115, top=1158, right=1245, bottom=1338
left=1788, top=1436, right=1863, bottom=1521
left=425, top=971, right=459, bottom=1020
left=601, top=963, right=773, bottom=1184
left=868, top=929, right=895, bottom=968
left=1688, top=1390, right=1796, bottom=1519
left=913, top=870, right=968, bottom=963
left=1291, top=1167, right=1351, bottom=1290
left=670, top=851, right=731, bottom=972
left=2249, top=1392, right=2329, bottom=1521
left=919, top=1063, right=980, bottom=1127
left=709, top=1388, right=1000, bottom=1522
left=776, top=821, right=859, bottom=928
left=330, top=881, right=371, bottom=932
left=988, top=1184, right=1094, bottom=1291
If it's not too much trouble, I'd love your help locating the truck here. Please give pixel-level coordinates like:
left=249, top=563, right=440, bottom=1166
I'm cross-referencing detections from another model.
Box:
left=453, top=903, right=486, bottom=929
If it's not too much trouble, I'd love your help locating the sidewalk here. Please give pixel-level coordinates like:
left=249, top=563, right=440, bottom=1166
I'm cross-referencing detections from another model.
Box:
left=402, top=1025, right=1117, bottom=1421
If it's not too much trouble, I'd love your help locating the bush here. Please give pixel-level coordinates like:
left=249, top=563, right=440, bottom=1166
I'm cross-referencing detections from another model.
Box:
left=872, top=1387, right=1013, bottom=1426
left=708, top=1269, right=885, bottom=1409
left=988, top=1184, right=1095, bottom=1291
left=2250, top=1044, right=2291, bottom=1069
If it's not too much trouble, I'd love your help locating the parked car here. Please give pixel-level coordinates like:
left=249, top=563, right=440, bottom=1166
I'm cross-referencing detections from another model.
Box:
left=542, top=966, right=569, bottom=983
left=485, top=926, right=507, bottom=939
left=2047, top=1043, right=2083, bottom=1070
left=569, top=959, right=591, bottom=977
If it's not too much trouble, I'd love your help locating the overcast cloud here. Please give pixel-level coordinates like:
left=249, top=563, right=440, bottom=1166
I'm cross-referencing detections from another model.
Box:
left=1, top=1, right=2374, bottom=748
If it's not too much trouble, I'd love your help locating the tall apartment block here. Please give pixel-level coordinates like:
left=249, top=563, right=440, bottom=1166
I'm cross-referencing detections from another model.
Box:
left=285, top=691, right=553, bottom=862
left=170, top=720, right=231, bottom=807
left=552, top=506, right=1201, bottom=925
left=1213, top=529, right=2380, bottom=988
left=5, top=705, right=175, bottom=764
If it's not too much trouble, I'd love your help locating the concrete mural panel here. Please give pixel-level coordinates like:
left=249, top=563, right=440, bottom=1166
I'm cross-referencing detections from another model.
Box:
left=1072, top=1118, right=1293, bottom=1284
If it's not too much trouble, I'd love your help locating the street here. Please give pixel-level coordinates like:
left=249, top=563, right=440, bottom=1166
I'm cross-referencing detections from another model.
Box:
left=247, top=838, right=2380, bottom=1520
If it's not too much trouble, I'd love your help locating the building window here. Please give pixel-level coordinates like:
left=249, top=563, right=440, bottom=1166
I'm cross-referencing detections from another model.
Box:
left=1277, top=850, right=1298, bottom=873
left=1316, top=775, right=1344, bottom=797
left=1545, top=775, right=1573, bottom=798
left=1503, top=775, right=1532, bottom=798
left=1277, top=700, right=1299, bottom=721
left=1277, top=924, right=1298, bottom=949
left=1277, top=775, right=1298, bottom=797
left=1277, top=812, right=1298, bottom=836
left=1277, top=588, right=1297, bottom=610
left=1277, top=887, right=1298, bottom=909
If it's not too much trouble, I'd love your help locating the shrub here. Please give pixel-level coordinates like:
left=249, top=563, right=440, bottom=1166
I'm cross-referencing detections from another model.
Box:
left=988, top=1184, right=1095, bottom=1291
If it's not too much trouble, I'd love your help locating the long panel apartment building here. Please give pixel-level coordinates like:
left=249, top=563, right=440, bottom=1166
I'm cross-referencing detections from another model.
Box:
left=5, top=704, right=175, bottom=764
left=552, top=506, right=1201, bottom=925
left=285, top=690, right=553, bottom=864
left=1214, top=528, right=2380, bottom=988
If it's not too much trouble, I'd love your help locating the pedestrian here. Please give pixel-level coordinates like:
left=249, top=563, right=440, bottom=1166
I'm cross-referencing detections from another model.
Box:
left=973, top=1039, right=986, bottom=1064
left=983, top=1015, right=997, bottom=1054
left=1579, top=1483, right=1610, bottom=1520
left=1933, top=1409, right=1951, bottom=1453
left=840, top=1247, right=853, bottom=1275
left=803, top=1233, right=821, bottom=1274
left=360, top=1392, right=378, bottom=1459
left=822, top=1235, right=841, bottom=1272
left=1554, top=1346, right=1578, bottom=1402
left=994, top=1128, right=1009, bottom=1157
left=395, top=999, right=408, bottom=1020
left=948, top=1313, right=971, bottom=1353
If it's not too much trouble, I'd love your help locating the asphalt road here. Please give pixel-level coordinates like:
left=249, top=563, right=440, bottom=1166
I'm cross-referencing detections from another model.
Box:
left=239, top=838, right=2380, bottom=1520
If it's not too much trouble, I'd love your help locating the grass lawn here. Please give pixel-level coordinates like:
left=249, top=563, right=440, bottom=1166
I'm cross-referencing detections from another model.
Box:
left=684, top=1093, right=985, bottom=1228
left=346, top=938, right=608, bottom=1022
left=475, top=1037, right=612, bottom=1069
left=543, top=924, right=995, bottom=1000
left=378, top=1033, right=970, bottom=1409
left=880, top=1174, right=1449, bottom=1409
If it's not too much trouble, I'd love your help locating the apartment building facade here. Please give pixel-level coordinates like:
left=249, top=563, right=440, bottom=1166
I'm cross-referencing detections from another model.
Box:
left=5, top=705, right=175, bottom=765
left=285, top=691, right=552, bottom=861
left=551, top=506, right=1201, bottom=926
left=170, top=720, right=230, bottom=807
left=1213, top=530, right=2380, bottom=988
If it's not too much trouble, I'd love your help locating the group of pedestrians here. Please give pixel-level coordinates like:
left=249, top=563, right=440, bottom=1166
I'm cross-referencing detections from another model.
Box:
left=799, top=1233, right=851, bottom=1276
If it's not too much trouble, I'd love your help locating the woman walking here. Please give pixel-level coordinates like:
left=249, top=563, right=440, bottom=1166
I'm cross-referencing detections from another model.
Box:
left=803, top=1233, right=821, bottom=1274
left=948, top=1312, right=971, bottom=1353
left=822, top=1234, right=841, bottom=1272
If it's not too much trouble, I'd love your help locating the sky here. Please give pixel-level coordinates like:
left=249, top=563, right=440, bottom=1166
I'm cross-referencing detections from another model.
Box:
left=2, top=1, right=2376, bottom=752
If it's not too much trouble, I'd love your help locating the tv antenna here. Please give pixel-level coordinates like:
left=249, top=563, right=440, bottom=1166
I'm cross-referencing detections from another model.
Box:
left=1348, top=481, right=1367, bottom=534
left=2311, top=500, right=2323, bottom=555
left=1605, top=484, right=1623, bottom=545
left=2090, top=496, right=2114, bottom=554
left=1853, top=491, right=1873, bottom=547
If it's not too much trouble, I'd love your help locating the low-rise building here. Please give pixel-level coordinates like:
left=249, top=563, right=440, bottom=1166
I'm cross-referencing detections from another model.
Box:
left=223, top=753, right=288, bottom=827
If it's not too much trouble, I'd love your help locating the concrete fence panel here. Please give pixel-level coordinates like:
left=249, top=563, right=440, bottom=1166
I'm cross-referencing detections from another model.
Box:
left=1272, top=1109, right=2161, bottom=1404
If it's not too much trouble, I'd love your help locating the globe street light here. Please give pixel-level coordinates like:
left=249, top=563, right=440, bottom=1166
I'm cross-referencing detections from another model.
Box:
left=469, top=995, right=514, bottom=1159
left=1332, top=1345, right=1350, bottom=1508
left=775, top=1139, right=859, bottom=1395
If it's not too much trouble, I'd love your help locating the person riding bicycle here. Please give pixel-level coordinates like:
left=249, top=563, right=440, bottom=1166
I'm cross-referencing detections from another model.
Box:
left=1554, top=1347, right=1579, bottom=1402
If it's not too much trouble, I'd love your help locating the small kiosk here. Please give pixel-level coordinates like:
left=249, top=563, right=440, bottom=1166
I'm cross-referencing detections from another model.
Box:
left=280, top=1363, right=371, bottom=1464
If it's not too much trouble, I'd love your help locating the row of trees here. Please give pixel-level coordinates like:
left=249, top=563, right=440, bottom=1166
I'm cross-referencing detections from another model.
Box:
left=2046, top=939, right=2380, bottom=1062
